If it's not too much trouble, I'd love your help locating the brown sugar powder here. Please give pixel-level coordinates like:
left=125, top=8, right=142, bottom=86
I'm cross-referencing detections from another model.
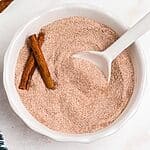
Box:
left=15, top=16, right=134, bottom=134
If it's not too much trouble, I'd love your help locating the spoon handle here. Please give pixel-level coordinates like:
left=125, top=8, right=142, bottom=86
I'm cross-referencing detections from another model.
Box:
left=104, top=12, right=150, bottom=61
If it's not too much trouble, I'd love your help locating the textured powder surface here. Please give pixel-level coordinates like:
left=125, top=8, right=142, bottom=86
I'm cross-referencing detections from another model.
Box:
left=15, top=16, right=134, bottom=134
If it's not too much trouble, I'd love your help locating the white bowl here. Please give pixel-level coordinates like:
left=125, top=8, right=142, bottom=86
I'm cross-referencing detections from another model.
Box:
left=3, top=4, right=146, bottom=143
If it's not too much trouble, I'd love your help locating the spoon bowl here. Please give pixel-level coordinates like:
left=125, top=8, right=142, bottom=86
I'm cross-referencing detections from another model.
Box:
left=73, top=51, right=112, bottom=81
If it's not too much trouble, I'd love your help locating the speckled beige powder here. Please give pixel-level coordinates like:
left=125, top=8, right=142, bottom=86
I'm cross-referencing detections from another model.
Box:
left=15, top=16, right=134, bottom=134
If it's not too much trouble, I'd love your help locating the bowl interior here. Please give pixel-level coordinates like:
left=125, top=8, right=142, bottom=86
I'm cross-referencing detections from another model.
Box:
left=3, top=4, right=145, bottom=143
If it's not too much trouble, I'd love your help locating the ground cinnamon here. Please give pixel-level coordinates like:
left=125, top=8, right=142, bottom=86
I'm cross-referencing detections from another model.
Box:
left=0, top=0, right=13, bottom=13
left=19, top=32, right=45, bottom=90
left=29, top=34, right=55, bottom=89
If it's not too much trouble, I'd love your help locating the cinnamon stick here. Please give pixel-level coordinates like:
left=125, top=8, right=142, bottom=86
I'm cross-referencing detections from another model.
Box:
left=38, top=32, right=45, bottom=47
left=19, top=54, right=36, bottom=90
left=29, top=34, right=55, bottom=89
left=0, top=0, right=13, bottom=13
left=19, top=32, right=45, bottom=90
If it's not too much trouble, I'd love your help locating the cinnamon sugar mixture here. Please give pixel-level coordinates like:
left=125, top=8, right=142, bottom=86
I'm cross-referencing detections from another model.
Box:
left=15, top=17, right=134, bottom=134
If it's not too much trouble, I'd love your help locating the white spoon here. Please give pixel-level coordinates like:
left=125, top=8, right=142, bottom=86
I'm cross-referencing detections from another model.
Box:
left=73, top=12, right=150, bottom=81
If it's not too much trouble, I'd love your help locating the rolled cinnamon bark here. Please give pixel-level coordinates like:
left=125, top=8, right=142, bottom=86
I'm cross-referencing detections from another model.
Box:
left=29, top=34, right=55, bottom=89
left=0, top=0, right=13, bottom=13
left=19, top=32, right=45, bottom=90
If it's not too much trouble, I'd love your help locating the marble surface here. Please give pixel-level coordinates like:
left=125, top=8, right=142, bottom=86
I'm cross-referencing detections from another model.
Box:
left=0, top=0, right=150, bottom=149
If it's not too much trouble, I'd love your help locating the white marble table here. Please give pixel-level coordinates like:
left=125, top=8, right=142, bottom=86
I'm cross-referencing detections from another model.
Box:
left=0, top=0, right=150, bottom=149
